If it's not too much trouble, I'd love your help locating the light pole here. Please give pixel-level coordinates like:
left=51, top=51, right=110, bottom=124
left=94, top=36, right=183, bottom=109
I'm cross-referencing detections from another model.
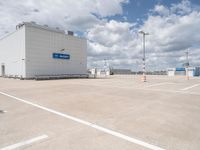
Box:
left=139, top=30, right=149, bottom=82
left=185, top=49, right=189, bottom=80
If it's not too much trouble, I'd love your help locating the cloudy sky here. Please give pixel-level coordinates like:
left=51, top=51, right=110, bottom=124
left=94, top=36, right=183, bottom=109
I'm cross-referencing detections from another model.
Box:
left=0, top=0, right=200, bottom=71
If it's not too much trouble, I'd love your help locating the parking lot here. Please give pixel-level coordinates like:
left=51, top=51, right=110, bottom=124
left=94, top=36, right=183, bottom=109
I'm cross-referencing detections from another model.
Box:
left=0, top=75, right=200, bottom=150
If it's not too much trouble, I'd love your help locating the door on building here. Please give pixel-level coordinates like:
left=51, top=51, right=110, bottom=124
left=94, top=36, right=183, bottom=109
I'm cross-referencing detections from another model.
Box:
left=1, top=64, right=5, bottom=76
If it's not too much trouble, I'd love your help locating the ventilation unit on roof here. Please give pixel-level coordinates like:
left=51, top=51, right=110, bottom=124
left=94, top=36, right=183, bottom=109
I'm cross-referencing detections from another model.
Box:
left=68, top=31, right=74, bottom=36
left=16, top=23, right=24, bottom=30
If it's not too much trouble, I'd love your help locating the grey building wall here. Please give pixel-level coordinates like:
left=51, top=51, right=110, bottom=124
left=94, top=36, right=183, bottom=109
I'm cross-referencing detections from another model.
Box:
left=25, top=24, right=87, bottom=78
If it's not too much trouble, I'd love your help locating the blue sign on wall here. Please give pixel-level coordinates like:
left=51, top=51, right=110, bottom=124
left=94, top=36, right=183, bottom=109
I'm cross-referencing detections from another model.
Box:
left=176, top=68, right=185, bottom=71
left=52, top=53, right=70, bottom=59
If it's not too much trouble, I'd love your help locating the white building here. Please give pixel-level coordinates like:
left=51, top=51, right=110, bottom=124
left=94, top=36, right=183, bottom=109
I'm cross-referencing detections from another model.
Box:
left=0, top=22, right=87, bottom=79
left=187, top=67, right=200, bottom=77
left=167, top=67, right=200, bottom=77
left=88, top=68, right=110, bottom=78
left=167, top=68, right=176, bottom=76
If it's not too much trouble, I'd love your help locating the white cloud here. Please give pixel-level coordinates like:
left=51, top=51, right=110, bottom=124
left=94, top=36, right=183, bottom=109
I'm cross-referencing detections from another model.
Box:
left=86, top=20, right=142, bottom=69
left=64, top=14, right=101, bottom=31
left=171, top=0, right=192, bottom=15
left=94, top=0, right=128, bottom=17
left=154, top=5, right=170, bottom=16
left=0, top=0, right=127, bottom=35
left=87, top=20, right=134, bottom=47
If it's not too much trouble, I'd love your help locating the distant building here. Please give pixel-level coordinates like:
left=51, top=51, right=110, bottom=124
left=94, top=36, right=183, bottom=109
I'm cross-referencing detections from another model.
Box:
left=110, top=69, right=132, bottom=75
left=88, top=68, right=110, bottom=78
left=167, top=67, right=200, bottom=77
left=187, top=67, right=200, bottom=76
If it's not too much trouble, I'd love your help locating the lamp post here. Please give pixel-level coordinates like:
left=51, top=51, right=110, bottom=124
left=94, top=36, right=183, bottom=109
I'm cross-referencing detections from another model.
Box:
left=139, top=30, right=149, bottom=82
left=185, top=49, right=189, bottom=80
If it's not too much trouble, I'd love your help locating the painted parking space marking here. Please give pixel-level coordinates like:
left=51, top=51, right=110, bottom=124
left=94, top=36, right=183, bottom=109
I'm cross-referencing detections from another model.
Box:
left=67, top=82, right=200, bottom=96
left=145, top=82, right=174, bottom=88
left=0, top=91, right=166, bottom=150
left=181, top=84, right=200, bottom=91
left=0, top=134, right=48, bottom=150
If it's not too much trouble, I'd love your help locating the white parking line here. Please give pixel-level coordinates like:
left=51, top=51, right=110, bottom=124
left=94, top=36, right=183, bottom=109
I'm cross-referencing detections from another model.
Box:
left=181, top=84, right=200, bottom=91
left=68, top=82, right=200, bottom=96
left=0, top=134, right=48, bottom=150
left=146, top=82, right=173, bottom=88
left=0, top=91, right=166, bottom=150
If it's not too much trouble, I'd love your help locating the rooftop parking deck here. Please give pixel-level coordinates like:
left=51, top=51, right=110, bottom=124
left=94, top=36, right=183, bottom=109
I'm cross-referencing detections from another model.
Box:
left=0, top=75, right=200, bottom=150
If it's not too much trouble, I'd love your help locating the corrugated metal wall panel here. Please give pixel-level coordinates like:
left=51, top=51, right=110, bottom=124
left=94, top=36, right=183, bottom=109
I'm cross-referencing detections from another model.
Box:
left=25, top=26, right=87, bottom=78
left=0, top=28, right=26, bottom=77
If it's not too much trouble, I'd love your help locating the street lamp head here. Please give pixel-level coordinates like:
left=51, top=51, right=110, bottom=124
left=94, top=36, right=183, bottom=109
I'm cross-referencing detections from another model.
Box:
left=139, top=30, right=145, bottom=34
left=139, top=30, right=149, bottom=35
